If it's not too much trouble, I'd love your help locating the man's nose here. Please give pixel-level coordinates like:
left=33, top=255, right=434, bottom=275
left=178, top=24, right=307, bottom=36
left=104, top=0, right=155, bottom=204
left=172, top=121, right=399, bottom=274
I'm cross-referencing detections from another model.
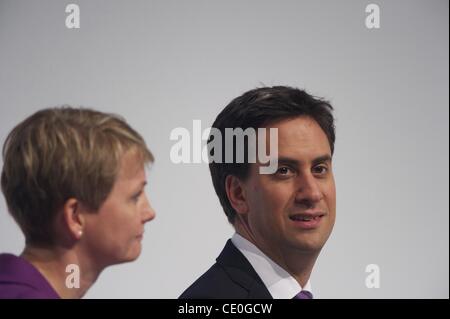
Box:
left=295, top=173, right=323, bottom=207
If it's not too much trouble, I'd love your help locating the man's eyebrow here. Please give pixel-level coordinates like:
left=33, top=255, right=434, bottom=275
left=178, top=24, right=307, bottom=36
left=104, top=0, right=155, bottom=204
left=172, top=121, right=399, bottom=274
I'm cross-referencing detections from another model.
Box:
left=277, top=157, right=300, bottom=166
left=311, top=155, right=332, bottom=166
left=277, top=154, right=332, bottom=166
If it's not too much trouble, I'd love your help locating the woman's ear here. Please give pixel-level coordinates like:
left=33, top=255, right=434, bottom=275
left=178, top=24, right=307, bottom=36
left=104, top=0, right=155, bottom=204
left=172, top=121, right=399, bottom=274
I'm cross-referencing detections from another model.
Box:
left=225, top=175, right=249, bottom=216
left=62, top=198, right=84, bottom=240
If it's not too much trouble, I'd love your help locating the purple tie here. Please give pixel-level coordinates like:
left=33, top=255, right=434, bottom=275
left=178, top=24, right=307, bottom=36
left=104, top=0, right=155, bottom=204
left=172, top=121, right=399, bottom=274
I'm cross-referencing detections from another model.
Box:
left=293, top=290, right=313, bottom=299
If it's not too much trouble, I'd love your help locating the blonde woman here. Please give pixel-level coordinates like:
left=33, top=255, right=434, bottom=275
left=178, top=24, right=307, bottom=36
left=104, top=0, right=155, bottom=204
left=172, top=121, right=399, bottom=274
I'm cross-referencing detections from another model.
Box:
left=0, top=107, right=155, bottom=298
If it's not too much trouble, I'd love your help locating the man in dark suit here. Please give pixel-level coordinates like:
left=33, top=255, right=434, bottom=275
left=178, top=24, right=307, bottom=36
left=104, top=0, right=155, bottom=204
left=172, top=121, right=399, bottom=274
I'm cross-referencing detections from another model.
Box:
left=180, top=86, right=336, bottom=299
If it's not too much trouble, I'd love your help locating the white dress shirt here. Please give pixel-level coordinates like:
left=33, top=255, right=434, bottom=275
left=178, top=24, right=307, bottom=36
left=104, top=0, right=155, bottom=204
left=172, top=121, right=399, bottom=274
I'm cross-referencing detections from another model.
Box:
left=231, top=232, right=312, bottom=299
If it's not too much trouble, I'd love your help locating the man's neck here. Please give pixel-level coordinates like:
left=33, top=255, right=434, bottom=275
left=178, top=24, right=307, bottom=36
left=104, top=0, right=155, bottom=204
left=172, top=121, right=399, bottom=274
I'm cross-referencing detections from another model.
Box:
left=234, top=223, right=319, bottom=288
left=21, top=245, right=101, bottom=299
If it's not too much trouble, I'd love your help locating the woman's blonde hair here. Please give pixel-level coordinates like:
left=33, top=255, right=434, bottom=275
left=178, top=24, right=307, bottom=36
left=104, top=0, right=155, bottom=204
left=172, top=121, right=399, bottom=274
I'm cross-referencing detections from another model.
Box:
left=1, top=107, right=153, bottom=245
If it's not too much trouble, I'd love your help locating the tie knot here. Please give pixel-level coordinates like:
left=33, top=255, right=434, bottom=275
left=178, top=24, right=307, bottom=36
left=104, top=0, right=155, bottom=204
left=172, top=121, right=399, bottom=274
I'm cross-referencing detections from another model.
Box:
left=293, top=290, right=313, bottom=299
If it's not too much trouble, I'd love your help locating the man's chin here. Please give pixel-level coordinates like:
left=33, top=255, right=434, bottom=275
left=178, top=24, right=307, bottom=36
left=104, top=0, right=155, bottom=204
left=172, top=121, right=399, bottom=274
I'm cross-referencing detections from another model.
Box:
left=288, top=236, right=326, bottom=253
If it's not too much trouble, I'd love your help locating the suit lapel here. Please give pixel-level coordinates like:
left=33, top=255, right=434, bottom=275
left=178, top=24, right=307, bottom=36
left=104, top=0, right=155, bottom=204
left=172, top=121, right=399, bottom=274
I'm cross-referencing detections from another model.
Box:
left=216, top=240, right=273, bottom=299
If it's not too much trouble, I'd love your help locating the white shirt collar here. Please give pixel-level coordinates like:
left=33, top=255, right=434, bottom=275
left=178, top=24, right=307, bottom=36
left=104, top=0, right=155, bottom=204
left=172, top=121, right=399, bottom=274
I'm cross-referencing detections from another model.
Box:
left=231, top=232, right=312, bottom=299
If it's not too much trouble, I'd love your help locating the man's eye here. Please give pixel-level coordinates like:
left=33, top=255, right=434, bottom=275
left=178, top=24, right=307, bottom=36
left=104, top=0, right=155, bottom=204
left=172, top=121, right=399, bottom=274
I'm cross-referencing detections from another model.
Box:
left=313, top=165, right=328, bottom=174
left=276, top=167, right=291, bottom=175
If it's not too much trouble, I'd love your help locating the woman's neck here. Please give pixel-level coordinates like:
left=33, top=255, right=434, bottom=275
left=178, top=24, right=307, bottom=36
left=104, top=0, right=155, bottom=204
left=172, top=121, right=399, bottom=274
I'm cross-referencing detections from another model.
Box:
left=21, top=245, right=101, bottom=299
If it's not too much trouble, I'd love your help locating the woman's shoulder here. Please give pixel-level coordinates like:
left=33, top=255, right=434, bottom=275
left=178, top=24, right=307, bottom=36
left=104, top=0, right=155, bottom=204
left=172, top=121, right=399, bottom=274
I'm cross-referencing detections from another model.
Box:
left=0, top=253, right=59, bottom=299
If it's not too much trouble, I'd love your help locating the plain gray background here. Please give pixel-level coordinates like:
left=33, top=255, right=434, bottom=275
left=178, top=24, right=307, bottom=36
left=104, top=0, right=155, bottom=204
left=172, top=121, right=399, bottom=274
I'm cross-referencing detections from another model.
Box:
left=0, top=0, right=448, bottom=298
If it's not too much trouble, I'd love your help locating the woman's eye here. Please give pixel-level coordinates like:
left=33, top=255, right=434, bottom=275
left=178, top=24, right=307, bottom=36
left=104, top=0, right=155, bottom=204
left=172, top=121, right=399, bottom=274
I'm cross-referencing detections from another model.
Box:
left=132, top=191, right=142, bottom=202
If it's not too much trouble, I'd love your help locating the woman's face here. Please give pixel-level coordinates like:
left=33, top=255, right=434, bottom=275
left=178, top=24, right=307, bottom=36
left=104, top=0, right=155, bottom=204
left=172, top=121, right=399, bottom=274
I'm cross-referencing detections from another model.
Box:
left=80, top=149, right=155, bottom=268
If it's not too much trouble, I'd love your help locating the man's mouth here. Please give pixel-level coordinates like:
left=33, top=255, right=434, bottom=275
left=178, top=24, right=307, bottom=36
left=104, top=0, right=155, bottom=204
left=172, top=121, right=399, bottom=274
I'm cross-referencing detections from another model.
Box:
left=289, top=215, right=323, bottom=221
left=289, top=213, right=325, bottom=229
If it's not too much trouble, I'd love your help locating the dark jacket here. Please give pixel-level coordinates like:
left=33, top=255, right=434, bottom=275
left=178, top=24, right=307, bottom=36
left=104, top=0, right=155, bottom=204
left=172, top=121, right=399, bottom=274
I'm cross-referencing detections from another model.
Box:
left=179, top=239, right=272, bottom=299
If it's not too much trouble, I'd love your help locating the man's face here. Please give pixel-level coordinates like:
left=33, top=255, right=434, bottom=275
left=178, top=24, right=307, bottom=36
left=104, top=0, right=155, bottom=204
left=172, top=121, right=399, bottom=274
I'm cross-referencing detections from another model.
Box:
left=81, top=149, right=155, bottom=268
left=240, top=116, right=336, bottom=256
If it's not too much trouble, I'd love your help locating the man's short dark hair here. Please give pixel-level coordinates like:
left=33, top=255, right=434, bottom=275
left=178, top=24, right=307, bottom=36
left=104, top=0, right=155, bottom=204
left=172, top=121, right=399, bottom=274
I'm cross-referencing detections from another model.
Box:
left=209, top=86, right=335, bottom=224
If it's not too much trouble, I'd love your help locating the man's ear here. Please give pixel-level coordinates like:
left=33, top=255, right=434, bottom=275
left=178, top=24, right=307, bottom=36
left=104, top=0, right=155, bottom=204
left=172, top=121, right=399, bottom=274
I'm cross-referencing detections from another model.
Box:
left=225, top=175, right=249, bottom=215
left=62, top=198, right=85, bottom=240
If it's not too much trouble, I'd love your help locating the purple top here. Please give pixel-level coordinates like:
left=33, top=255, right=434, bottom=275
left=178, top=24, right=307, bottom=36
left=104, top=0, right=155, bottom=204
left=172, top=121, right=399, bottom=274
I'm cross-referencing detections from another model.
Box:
left=0, top=253, right=59, bottom=299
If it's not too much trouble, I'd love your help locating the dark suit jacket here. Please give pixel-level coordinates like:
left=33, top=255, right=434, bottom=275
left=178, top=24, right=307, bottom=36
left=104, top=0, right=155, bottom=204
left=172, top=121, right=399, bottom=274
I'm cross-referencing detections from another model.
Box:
left=179, top=239, right=272, bottom=299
